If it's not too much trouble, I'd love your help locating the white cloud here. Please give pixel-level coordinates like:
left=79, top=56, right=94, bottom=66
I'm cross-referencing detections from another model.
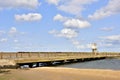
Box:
left=53, top=14, right=91, bottom=28
left=52, top=13, right=91, bottom=49
left=100, top=27, right=114, bottom=31
left=71, top=39, right=80, bottom=45
left=46, top=0, right=60, bottom=5
left=76, top=45, right=86, bottom=49
left=96, top=39, right=113, bottom=48
left=60, top=28, right=78, bottom=38
left=99, top=35, right=120, bottom=48
left=49, top=29, right=91, bottom=49
left=15, top=13, right=42, bottom=22
left=49, top=28, right=78, bottom=39
left=71, top=39, right=91, bottom=49
left=51, top=14, right=91, bottom=49
left=9, top=27, right=17, bottom=34
left=8, top=27, right=26, bottom=37
left=53, top=14, right=68, bottom=22
left=64, top=19, right=91, bottom=28
left=0, top=30, right=6, bottom=35
left=48, top=29, right=58, bottom=34
left=100, top=35, right=120, bottom=41
left=8, top=27, right=18, bottom=38
left=14, top=39, right=18, bottom=43
left=99, top=42, right=113, bottom=47
left=88, top=0, right=120, bottom=20
left=0, top=27, right=25, bottom=37
left=57, top=0, right=98, bottom=15
left=0, top=38, right=7, bottom=42
left=0, top=0, right=40, bottom=9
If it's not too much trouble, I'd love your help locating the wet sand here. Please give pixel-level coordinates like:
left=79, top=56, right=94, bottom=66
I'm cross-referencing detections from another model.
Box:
left=0, top=67, right=120, bottom=80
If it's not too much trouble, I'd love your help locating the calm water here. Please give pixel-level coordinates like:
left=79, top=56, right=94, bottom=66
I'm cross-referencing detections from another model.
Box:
left=58, top=59, right=120, bottom=70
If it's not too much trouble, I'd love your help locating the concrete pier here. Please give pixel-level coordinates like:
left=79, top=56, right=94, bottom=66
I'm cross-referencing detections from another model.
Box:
left=0, top=52, right=119, bottom=68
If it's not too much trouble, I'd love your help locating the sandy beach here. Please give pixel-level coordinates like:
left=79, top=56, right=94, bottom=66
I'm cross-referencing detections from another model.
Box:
left=0, top=67, right=120, bottom=80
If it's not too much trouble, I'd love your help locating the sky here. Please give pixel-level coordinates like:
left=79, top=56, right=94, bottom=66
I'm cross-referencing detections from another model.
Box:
left=0, top=0, right=120, bottom=52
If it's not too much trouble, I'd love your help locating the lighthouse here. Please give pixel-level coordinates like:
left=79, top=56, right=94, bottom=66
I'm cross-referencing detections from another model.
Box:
left=91, top=43, right=97, bottom=55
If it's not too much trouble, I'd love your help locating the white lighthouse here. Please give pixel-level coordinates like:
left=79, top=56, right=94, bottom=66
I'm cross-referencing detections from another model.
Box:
left=91, top=43, right=97, bottom=55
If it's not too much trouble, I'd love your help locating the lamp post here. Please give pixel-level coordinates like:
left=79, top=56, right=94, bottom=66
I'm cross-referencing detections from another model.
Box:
left=91, top=43, right=97, bottom=55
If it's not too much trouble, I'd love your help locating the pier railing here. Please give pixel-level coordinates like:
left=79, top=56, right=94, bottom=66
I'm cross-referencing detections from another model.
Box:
left=0, top=52, right=119, bottom=59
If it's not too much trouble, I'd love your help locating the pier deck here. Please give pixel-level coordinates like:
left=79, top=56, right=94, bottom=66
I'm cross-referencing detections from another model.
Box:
left=0, top=52, right=119, bottom=67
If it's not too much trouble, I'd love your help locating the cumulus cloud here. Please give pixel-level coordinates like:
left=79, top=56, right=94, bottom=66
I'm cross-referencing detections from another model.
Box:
left=64, top=19, right=91, bottom=28
left=49, top=29, right=91, bottom=49
left=99, top=35, right=120, bottom=48
left=60, top=28, right=78, bottom=38
left=70, top=39, right=91, bottom=49
left=49, top=28, right=78, bottom=39
left=14, top=39, right=18, bottom=43
left=71, top=39, right=80, bottom=45
left=71, top=39, right=84, bottom=49
left=0, top=30, right=6, bottom=35
left=8, top=27, right=25, bottom=37
left=53, top=14, right=91, bottom=29
left=99, top=42, right=113, bottom=47
left=0, top=27, right=27, bottom=51
left=15, top=13, right=42, bottom=22
left=88, top=0, right=120, bottom=20
left=0, top=38, right=7, bottom=42
left=0, top=27, right=25, bottom=37
left=51, top=14, right=91, bottom=49
left=53, top=14, right=68, bottom=22
left=48, top=29, right=58, bottom=34
left=9, top=27, right=17, bottom=34
left=46, top=0, right=98, bottom=15
left=100, top=35, right=120, bottom=41
left=57, top=0, right=98, bottom=15
left=46, top=0, right=60, bottom=5
left=0, top=0, right=40, bottom=9
left=100, top=27, right=114, bottom=31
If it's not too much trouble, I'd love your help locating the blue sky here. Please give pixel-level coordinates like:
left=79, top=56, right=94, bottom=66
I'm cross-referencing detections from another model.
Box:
left=0, top=0, right=120, bottom=52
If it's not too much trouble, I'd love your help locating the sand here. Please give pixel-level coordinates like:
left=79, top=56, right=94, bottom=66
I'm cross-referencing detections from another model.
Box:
left=0, top=67, right=120, bottom=80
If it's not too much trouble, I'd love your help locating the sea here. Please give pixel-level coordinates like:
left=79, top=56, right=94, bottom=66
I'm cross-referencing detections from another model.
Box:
left=58, top=58, right=120, bottom=70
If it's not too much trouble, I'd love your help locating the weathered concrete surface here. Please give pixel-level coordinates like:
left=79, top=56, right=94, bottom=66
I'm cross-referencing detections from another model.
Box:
left=0, top=59, right=16, bottom=66
left=0, top=52, right=119, bottom=67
